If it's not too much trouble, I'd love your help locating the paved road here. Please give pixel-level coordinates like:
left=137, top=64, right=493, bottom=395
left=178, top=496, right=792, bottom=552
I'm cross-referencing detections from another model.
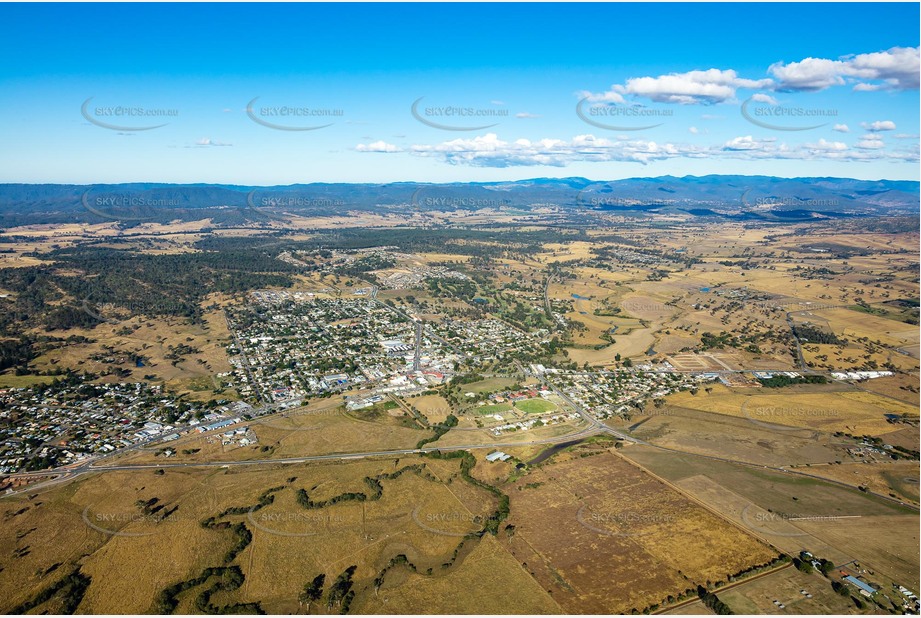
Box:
left=1, top=394, right=601, bottom=496
left=7, top=396, right=916, bottom=514
left=224, top=310, right=266, bottom=403
left=1, top=424, right=604, bottom=497
left=540, top=375, right=641, bottom=444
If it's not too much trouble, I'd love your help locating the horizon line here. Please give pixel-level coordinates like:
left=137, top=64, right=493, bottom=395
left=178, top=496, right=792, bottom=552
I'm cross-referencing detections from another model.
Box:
left=1, top=173, right=919, bottom=187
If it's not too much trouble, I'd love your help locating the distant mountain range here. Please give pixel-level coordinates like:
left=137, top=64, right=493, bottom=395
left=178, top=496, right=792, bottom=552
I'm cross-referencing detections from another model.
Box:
left=0, top=175, right=916, bottom=227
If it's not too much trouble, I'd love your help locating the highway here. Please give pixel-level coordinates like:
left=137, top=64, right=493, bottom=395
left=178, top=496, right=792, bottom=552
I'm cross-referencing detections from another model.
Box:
left=5, top=387, right=916, bottom=515
left=1, top=421, right=603, bottom=497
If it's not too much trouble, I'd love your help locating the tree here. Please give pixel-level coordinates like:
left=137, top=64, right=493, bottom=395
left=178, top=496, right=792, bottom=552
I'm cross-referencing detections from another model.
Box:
left=327, top=566, right=357, bottom=609
left=832, top=581, right=850, bottom=597
left=299, top=574, right=325, bottom=610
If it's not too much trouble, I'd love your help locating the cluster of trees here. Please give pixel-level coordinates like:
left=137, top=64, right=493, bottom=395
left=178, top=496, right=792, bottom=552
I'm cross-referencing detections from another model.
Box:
left=758, top=374, right=828, bottom=388
left=157, top=482, right=311, bottom=614
left=296, top=465, right=426, bottom=509
left=133, top=497, right=177, bottom=522
left=155, top=566, right=263, bottom=615
left=700, top=331, right=740, bottom=350
left=298, top=227, right=581, bottom=259
left=727, top=553, right=791, bottom=582
left=372, top=538, right=467, bottom=592
left=497, top=298, right=552, bottom=332
left=0, top=241, right=299, bottom=335
left=424, top=450, right=510, bottom=536
left=298, top=574, right=325, bottom=610
left=0, top=336, right=37, bottom=373
left=332, top=254, right=395, bottom=280
left=8, top=568, right=91, bottom=614
left=794, top=324, right=844, bottom=345
left=426, top=277, right=478, bottom=300
left=697, top=585, right=732, bottom=614
left=793, top=555, right=834, bottom=576
left=326, top=566, right=357, bottom=613
left=211, top=486, right=285, bottom=518
left=415, top=414, right=458, bottom=449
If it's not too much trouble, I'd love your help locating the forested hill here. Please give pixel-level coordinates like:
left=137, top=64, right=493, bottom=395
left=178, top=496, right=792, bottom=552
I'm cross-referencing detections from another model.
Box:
left=0, top=175, right=916, bottom=226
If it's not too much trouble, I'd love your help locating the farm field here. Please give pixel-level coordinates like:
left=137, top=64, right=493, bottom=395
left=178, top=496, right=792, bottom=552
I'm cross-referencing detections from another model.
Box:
left=502, top=447, right=778, bottom=614
left=623, top=446, right=920, bottom=592
left=609, top=404, right=853, bottom=468
left=660, top=384, right=918, bottom=436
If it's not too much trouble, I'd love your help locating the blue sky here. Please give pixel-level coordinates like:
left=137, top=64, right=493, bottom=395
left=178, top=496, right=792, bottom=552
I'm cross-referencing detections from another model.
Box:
left=1, top=2, right=918, bottom=184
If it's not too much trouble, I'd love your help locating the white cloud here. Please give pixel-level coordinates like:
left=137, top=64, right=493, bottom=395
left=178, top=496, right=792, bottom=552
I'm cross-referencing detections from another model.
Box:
left=855, top=135, right=886, bottom=150
left=358, top=131, right=917, bottom=168
left=516, top=112, right=541, bottom=119
left=596, top=69, right=773, bottom=105
left=833, top=124, right=850, bottom=133
left=723, top=136, right=776, bottom=151
left=768, top=57, right=846, bottom=91
left=195, top=138, right=232, bottom=147
left=750, top=93, right=778, bottom=104
left=861, top=120, right=896, bottom=131
left=576, top=88, right=626, bottom=104
left=770, top=46, right=920, bottom=91
left=852, top=82, right=885, bottom=92
left=355, top=140, right=401, bottom=153
left=805, top=139, right=848, bottom=151
left=689, top=126, right=699, bottom=134
left=407, top=132, right=692, bottom=167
